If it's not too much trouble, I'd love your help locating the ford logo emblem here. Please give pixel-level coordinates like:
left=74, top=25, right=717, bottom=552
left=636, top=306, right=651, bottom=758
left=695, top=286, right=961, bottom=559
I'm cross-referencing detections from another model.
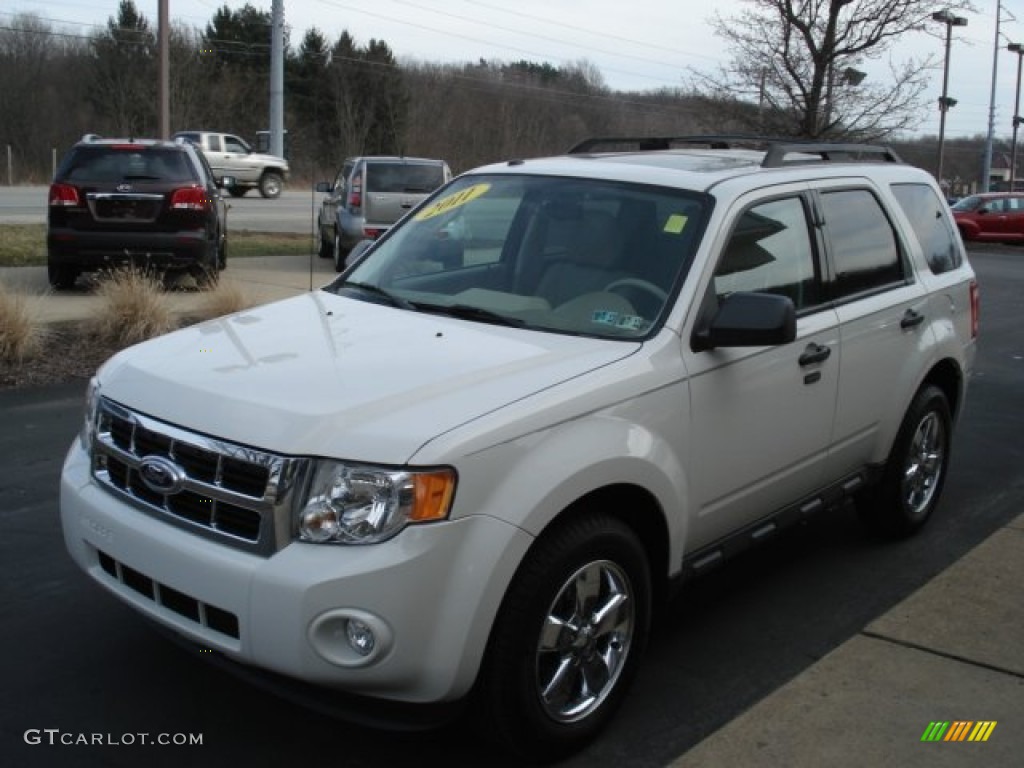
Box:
left=116, top=183, right=133, bottom=192
left=138, top=455, right=187, bottom=495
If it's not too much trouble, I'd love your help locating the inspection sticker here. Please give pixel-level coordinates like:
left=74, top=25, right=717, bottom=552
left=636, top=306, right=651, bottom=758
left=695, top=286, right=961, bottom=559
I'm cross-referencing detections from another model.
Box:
left=414, top=183, right=491, bottom=221
left=663, top=214, right=688, bottom=234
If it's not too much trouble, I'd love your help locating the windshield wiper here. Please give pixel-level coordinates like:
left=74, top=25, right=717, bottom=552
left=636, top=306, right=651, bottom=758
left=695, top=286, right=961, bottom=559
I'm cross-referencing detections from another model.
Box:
left=413, top=303, right=526, bottom=328
left=339, top=281, right=415, bottom=309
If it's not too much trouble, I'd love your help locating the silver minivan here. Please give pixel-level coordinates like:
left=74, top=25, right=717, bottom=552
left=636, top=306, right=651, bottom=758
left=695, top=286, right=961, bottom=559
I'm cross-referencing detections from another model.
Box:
left=317, top=156, right=452, bottom=270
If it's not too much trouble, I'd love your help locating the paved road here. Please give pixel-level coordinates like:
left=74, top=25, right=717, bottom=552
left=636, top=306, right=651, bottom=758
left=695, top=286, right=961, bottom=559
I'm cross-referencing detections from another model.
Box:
left=0, top=184, right=321, bottom=234
left=1, top=249, right=1021, bottom=767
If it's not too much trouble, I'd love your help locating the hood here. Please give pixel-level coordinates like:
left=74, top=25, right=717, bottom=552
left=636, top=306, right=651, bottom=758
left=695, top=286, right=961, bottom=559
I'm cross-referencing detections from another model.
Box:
left=98, top=291, right=640, bottom=463
left=250, top=152, right=288, bottom=167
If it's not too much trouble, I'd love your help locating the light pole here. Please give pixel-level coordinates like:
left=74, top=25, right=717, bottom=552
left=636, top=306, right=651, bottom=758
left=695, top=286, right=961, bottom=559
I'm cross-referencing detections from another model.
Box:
left=932, top=10, right=968, bottom=188
left=1008, top=43, right=1024, bottom=189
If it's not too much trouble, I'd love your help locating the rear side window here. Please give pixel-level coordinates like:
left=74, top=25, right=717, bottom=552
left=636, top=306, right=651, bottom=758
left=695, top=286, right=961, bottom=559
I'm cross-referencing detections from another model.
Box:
left=890, top=183, right=962, bottom=274
left=366, top=163, right=446, bottom=193
left=819, top=189, right=904, bottom=298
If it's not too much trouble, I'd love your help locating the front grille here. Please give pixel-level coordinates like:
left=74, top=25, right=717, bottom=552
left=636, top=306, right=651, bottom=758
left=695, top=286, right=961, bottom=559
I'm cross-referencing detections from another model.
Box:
left=97, top=550, right=240, bottom=639
left=90, top=397, right=305, bottom=555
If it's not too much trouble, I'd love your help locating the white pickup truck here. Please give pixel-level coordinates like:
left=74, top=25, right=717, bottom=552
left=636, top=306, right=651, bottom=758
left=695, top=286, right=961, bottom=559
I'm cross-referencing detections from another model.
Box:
left=173, top=130, right=289, bottom=199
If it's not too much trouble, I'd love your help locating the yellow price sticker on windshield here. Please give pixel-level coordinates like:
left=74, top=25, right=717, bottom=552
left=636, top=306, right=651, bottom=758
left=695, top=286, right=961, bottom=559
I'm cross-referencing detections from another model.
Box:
left=664, top=214, right=688, bottom=234
left=414, top=183, right=491, bottom=221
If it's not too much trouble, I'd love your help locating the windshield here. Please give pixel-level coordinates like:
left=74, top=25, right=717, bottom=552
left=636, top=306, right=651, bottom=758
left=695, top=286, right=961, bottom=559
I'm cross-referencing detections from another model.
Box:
left=330, top=174, right=708, bottom=339
left=951, top=196, right=982, bottom=212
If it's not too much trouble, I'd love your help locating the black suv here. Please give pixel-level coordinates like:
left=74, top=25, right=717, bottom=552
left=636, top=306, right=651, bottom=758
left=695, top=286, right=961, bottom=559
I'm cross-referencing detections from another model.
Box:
left=47, top=135, right=230, bottom=289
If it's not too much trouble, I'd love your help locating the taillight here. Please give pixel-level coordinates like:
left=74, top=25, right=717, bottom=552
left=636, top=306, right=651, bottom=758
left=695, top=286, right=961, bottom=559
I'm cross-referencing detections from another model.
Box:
left=49, top=183, right=80, bottom=207
left=363, top=228, right=384, bottom=239
left=348, top=173, right=362, bottom=209
left=969, top=279, right=979, bottom=339
left=170, top=186, right=209, bottom=211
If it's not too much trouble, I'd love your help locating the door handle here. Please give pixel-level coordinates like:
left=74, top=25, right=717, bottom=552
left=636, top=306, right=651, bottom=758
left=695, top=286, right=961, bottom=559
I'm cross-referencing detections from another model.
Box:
left=798, top=342, right=831, bottom=366
left=900, top=308, right=925, bottom=329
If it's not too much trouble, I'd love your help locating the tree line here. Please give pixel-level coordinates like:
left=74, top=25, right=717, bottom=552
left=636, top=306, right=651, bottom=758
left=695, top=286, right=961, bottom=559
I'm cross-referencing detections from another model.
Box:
left=0, top=0, right=995, bottom=190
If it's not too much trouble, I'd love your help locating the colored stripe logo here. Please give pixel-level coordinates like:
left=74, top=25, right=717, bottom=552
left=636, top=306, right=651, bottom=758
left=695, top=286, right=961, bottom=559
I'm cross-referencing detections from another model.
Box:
left=921, top=721, right=997, bottom=742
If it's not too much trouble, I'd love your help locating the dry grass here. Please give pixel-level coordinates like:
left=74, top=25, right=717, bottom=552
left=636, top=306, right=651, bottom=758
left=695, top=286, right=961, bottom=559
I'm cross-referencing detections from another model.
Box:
left=91, top=267, right=175, bottom=346
left=0, top=281, right=45, bottom=362
left=194, top=278, right=256, bottom=320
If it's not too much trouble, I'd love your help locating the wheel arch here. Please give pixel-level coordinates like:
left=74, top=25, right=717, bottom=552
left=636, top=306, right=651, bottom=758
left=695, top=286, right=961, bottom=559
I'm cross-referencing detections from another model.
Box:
left=537, top=484, right=672, bottom=612
left=920, top=357, right=965, bottom=421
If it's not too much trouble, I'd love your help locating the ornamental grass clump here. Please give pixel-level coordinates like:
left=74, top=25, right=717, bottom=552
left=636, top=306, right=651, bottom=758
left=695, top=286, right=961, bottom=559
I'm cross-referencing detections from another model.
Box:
left=0, top=281, right=44, bottom=363
left=92, top=267, right=175, bottom=346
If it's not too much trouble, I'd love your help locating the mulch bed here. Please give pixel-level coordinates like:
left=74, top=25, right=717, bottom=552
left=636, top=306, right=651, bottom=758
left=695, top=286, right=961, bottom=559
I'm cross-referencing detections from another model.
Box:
left=0, top=324, right=122, bottom=390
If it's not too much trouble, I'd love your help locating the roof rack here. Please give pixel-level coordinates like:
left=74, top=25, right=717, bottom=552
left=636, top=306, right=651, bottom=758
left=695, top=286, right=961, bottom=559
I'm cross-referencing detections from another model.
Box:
left=566, top=135, right=903, bottom=166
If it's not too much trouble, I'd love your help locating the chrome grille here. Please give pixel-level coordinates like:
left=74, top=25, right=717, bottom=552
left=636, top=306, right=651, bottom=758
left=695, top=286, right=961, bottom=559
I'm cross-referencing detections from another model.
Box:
left=90, top=397, right=306, bottom=556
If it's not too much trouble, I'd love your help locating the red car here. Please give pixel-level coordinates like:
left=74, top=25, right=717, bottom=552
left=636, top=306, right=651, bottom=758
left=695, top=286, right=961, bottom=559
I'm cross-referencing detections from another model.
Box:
left=951, top=192, right=1024, bottom=243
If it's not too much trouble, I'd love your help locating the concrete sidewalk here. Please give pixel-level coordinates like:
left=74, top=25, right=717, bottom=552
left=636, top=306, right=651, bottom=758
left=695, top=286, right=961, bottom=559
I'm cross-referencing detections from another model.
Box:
left=670, top=514, right=1024, bottom=767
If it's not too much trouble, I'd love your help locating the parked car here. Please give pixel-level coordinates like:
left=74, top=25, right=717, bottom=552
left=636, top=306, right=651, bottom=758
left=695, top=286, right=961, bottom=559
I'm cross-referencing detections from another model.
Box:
left=61, top=136, right=977, bottom=762
left=47, top=135, right=230, bottom=290
left=316, top=156, right=451, bottom=271
left=172, top=130, right=289, bottom=199
left=951, top=192, right=1024, bottom=242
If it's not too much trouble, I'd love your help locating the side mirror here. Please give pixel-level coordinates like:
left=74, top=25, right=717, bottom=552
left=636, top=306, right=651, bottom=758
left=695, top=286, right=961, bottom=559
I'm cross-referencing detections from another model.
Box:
left=693, top=292, right=796, bottom=351
left=219, top=175, right=236, bottom=189
left=315, top=181, right=331, bottom=193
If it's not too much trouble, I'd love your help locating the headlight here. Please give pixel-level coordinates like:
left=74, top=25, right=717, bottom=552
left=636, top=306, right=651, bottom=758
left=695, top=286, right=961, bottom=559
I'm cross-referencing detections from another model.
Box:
left=297, top=462, right=456, bottom=545
left=79, top=377, right=100, bottom=451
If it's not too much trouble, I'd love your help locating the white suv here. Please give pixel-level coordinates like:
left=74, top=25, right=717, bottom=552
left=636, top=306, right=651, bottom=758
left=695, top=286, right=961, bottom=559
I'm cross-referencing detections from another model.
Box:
left=61, top=137, right=978, bottom=761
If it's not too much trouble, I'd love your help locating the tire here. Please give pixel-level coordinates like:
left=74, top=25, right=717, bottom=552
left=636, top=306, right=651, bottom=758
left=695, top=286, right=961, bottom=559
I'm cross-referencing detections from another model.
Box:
left=476, top=513, right=651, bottom=763
left=857, top=385, right=952, bottom=538
left=258, top=171, right=283, bottom=199
left=228, top=186, right=247, bottom=198
left=333, top=231, right=347, bottom=272
left=318, top=223, right=332, bottom=259
left=47, top=262, right=78, bottom=290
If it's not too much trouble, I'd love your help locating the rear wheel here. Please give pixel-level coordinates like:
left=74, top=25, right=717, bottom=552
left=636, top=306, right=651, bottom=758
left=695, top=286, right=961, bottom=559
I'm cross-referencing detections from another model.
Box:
left=476, top=513, right=650, bottom=763
left=47, top=262, right=78, bottom=290
left=258, top=171, right=283, bottom=199
left=857, top=385, right=952, bottom=538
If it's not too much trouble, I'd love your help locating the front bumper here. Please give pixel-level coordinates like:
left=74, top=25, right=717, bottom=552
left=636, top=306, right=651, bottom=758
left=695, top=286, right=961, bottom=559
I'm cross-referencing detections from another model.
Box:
left=60, top=440, right=532, bottom=704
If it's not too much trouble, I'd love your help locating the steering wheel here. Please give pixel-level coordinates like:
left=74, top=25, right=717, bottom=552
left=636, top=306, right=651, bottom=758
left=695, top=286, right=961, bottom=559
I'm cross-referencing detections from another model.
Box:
left=604, top=278, right=669, bottom=305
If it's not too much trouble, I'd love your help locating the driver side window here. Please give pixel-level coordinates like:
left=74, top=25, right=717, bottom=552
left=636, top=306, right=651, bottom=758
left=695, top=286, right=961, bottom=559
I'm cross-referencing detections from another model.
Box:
left=714, top=197, right=820, bottom=312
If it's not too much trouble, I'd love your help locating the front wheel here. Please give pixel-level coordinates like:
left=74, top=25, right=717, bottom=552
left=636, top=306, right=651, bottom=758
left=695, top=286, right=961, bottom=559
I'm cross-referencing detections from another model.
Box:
left=857, top=385, right=952, bottom=538
left=476, top=513, right=650, bottom=763
left=333, top=231, right=348, bottom=272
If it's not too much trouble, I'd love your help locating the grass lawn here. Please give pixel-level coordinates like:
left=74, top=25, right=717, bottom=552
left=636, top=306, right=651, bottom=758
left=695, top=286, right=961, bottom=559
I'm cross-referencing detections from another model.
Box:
left=0, top=224, right=315, bottom=267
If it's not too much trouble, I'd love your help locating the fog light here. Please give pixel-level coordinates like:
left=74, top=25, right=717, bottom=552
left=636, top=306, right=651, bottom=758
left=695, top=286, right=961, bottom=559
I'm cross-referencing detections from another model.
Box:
left=346, top=619, right=376, bottom=656
left=309, top=609, right=392, bottom=667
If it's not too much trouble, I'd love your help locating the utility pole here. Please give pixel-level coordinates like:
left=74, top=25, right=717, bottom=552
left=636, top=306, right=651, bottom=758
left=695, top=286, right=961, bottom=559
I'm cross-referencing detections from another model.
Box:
left=269, top=0, right=285, bottom=158
left=932, top=10, right=967, bottom=189
left=983, top=1, right=1002, bottom=193
left=158, top=0, right=169, bottom=138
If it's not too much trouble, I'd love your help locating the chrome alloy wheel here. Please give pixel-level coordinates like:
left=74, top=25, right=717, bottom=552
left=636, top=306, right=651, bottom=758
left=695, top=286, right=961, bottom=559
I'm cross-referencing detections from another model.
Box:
left=901, top=410, right=946, bottom=519
left=535, top=559, right=634, bottom=723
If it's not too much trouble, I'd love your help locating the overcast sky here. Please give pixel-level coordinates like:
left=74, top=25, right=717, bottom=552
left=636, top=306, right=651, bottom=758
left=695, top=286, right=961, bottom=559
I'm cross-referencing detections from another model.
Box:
left=4, top=0, right=1022, bottom=142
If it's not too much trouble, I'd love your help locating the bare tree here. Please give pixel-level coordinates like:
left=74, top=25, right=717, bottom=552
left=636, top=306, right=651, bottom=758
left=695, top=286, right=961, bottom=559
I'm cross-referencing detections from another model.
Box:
left=696, top=0, right=976, bottom=140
